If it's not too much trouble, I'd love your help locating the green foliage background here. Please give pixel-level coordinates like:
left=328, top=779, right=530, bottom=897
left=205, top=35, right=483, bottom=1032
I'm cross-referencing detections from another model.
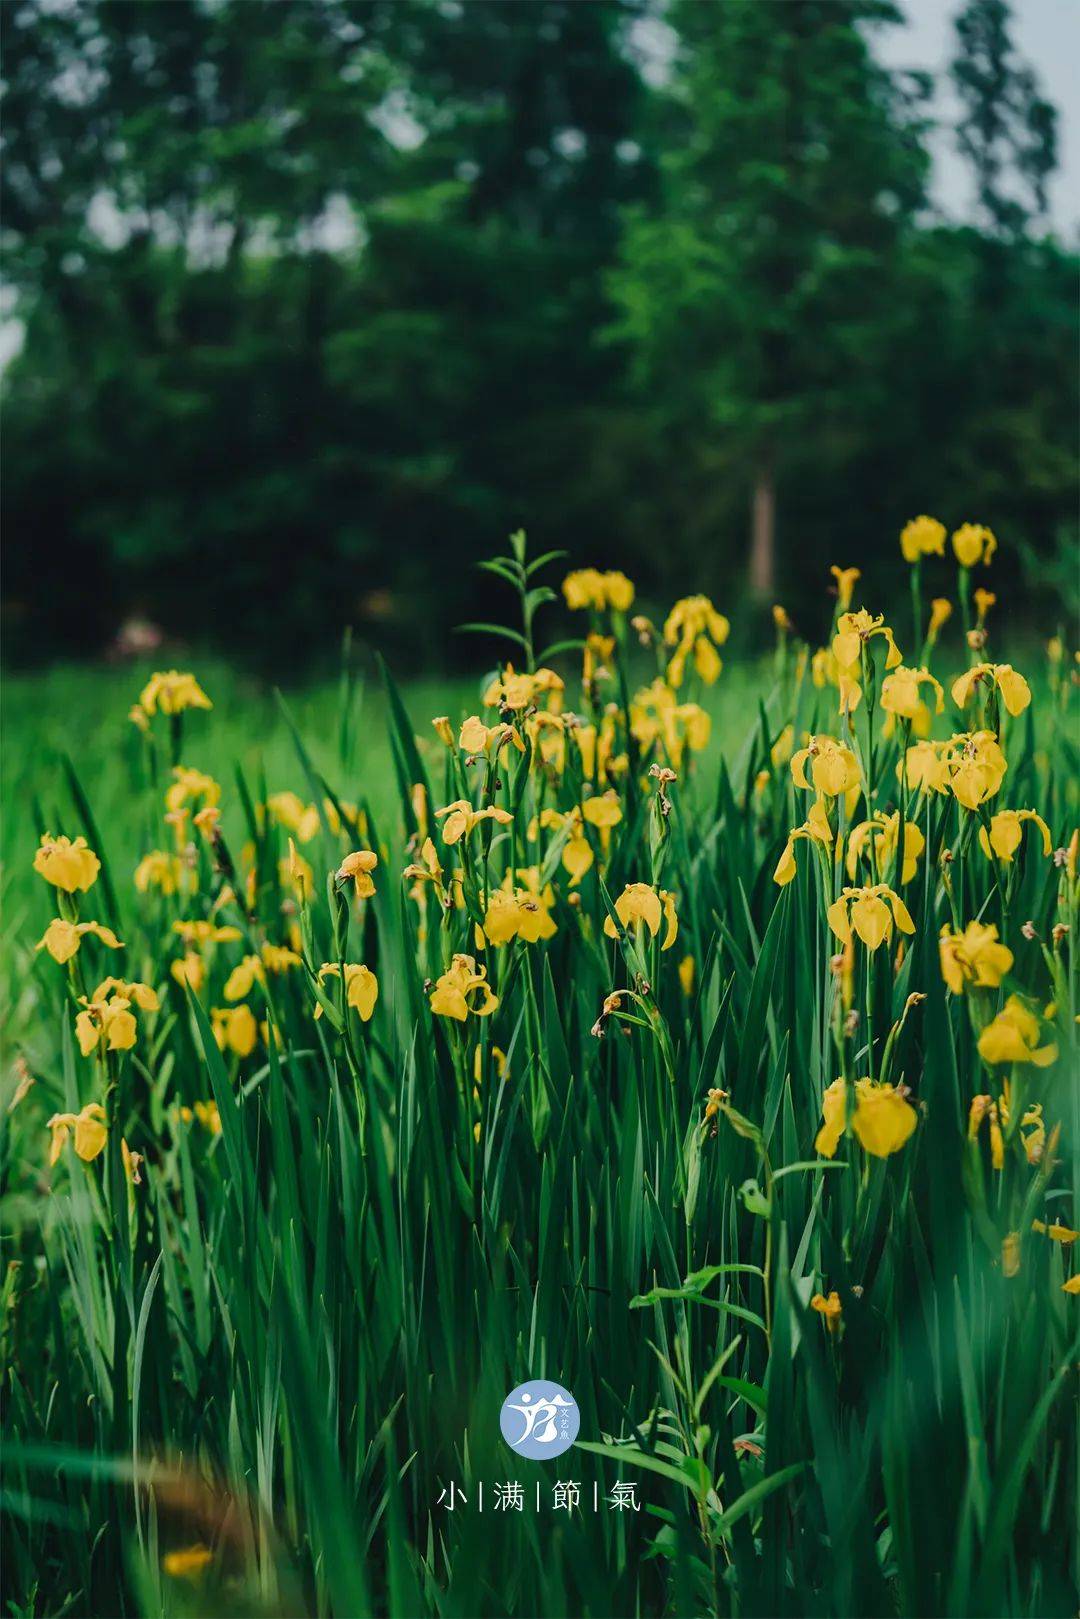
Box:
left=2, top=0, right=1077, bottom=669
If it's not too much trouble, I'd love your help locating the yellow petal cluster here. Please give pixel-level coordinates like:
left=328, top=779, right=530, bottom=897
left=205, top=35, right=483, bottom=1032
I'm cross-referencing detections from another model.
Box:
left=951, top=662, right=1031, bottom=717
left=791, top=736, right=860, bottom=798
left=663, top=595, right=730, bottom=688
left=483, top=664, right=564, bottom=711
left=436, top=800, right=513, bottom=845
left=603, top=883, right=678, bottom=950
left=212, top=1003, right=259, bottom=1056
left=336, top=849, right=378, bottom=898
left=458, top=716, right=526, bottom=757
left=36, top=919, right=123, bottom=964
left=846, top=813, right=925, bottom=885
left=774, top=800, right=833, bottom=887
left=562, top=569, right=635, bottom=613
left=951, top=523, right=996, bottom=567
left=977, top=996, right=1058, bottom=1068
left=815, top=1078, right=917, bottom=1158
left=978, top=809, right=1051, bottom=863
left=899, top=515, right=946, bottom=562
left=34, top=834, right=101, bottom=894
left=630, top=680, right=710, bottom=767
left=316, top=963, right=379, bottom=1022
left=429, top=955, right=499, bottom=1021
left=138, top=670, right=212, bottom=717
left=880, top=665, right=944, bottom=722
left=827, top=885, right=915, bottom=950
left=47, top=1103, right=108, bottom=1165
left=939, top=921, right=1013, bottom=995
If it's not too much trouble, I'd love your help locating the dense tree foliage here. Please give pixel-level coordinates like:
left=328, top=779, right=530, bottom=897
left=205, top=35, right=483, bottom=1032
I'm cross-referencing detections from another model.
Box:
left=1, top=0, right=1075, bottom=667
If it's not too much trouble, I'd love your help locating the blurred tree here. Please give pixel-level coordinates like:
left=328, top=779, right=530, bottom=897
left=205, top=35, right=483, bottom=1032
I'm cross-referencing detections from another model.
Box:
left=1, top=0, right=651, bottom=665
left=951, top=0, right=1058, bottom=237
left=319, top=0, right=656, bottom=653
left=2, top=0, right=408, bottom=657
left=0, top=0, right=1075, bottom=664
left=607, top=0, right=931, bottom=599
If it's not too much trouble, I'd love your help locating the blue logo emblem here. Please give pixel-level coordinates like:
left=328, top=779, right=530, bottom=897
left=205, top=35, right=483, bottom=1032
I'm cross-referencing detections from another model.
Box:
left=500, top=1380, right=579, bottom=1459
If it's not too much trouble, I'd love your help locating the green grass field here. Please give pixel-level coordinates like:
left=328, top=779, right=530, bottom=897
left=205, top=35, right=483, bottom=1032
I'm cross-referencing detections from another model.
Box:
left=0, top=654, right=775, bottom=1034
left=2, top=540, right=1077, bottom=1618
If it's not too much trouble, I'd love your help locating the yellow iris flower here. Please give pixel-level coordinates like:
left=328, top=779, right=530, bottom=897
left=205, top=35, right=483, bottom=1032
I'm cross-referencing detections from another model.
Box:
left=138, top=670, right=212, bottom=717
left=562, top=568, right=635, bottom=613
left=978, top=809, right=1052, bottom=863
left=582, top=790, right=623, bottom=833
left=903, top=731, right=1008, bottom=809
left=134, top=849, right=193, bottom=896
left=172, top=920, right=242, bottom=945
left=815, top=1077, right=917, bottom=1158
left=336, top=849, right=378, bottom=898
left=75, top=995, right=138, bottom=1057
left=773, top=800, right=833, bottom=887
left=951, top=523, right=996, bottom=567
left=458, top=716, right=526, bottom=757
left=36, top=919, right=123, bottom=964
left=951, top=662, right=1031, bottom=717
left=663, top=595, right=730, bottom=689
left=810, top=1291, right=843, bottom=1332
left=212, top=1003, right=259, bottom=1056
left=316, top=963, right=379, bottom=1022
left=483, top=882, right=558, bottom=946
left=267, top=791, right=321, bottom=843
left=436, top=800, right=513, bottom=846
left=47, top=1103, right=108, bottom=1166
left=429, top=954, right=499, bottom=1021
left=830, top=566, right=861, bottom=610
left=832, top=610, right=903, bottom=675
left=845, top=813, right=925, bottom=885
left=927, top=597, right=952, bottom=640
left=166, top=766, right=221, bottom=814
left=630, top=679, right=710, bottom=766
left=1032, top=1220, right=1078, bottom=1244
left=880, top=665, right=944, bottom=722
left=939, top=921, right=1013, bottom=995
left=977, top=995, right=1058, bottom=1068
left=899, top=515, right=946, bottom=562
left=34, top=833, right=101, bottom=894
left=827, top=884, right=915, bottom=950
left=222, top=945, right=301, bottom=1001
left=92, top=976, right=160, bottom=1012
left=171, top=952, right=205, bottom=992
left=603, top=883, right=678, bottom=950
left=791, top=736, right=860, bottom=798
left=162, top=1545, right=214, bottom=1579
left=973, top=588, right=996, bottom=625
left=483, top=664, right=564, bottom=711
left=178, top=1101, right=221, bottom=1136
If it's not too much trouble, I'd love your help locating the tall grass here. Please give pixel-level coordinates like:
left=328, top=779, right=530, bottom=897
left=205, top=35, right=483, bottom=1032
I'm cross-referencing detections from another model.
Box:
left=2, top=533, right=1077, bottom=1618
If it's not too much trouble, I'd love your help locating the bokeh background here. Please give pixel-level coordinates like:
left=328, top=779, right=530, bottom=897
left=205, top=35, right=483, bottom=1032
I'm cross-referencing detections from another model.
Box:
left=2, top=0, right=1078, bottom=677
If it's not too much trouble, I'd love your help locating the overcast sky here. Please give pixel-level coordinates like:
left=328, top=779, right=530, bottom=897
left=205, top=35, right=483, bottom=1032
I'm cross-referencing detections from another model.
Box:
left=876, top=0, right=1079, bottom=236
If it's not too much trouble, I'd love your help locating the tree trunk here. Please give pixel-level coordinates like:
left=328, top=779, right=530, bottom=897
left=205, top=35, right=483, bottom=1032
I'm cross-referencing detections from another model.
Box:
left=749, top=464, right=775, bottom=598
